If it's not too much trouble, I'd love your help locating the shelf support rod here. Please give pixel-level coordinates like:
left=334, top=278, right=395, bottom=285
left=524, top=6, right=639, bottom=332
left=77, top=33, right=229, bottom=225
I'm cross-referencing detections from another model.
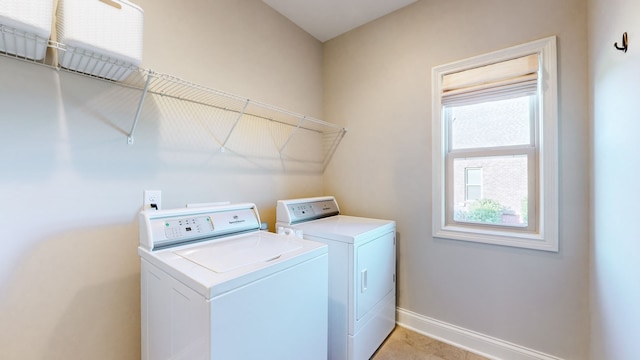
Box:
left=128, top=72, right=154, bottom=144
left=220, top=99, right=250, bottom=152
left=323, top=127, right=348, bottom=171
left=279, top=116, right=305, bottom=154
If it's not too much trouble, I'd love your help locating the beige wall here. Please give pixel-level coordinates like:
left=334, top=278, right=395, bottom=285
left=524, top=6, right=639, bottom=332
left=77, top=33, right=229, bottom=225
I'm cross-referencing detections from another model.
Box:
left=589, top=0, right=640, bottom=358
left=139, top=0, right=323, bottom=117
left=323, top=0, right=589, bottom=358
left=0, top=1, right=324, bottom=359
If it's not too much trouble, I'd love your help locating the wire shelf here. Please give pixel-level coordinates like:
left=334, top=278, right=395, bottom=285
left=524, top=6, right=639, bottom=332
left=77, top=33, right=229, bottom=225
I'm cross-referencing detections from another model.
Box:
left=0, top=24, right=347, bottom=171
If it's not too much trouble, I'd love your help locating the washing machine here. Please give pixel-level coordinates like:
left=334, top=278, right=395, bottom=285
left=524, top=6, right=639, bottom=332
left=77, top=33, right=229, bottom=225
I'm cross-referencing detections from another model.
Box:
left=138, top=202, right=328, bottom=360
left=276, top=196, right=396, bottom=360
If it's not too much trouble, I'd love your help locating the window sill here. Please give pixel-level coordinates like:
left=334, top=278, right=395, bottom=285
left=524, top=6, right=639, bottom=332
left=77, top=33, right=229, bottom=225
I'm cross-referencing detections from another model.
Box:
left=434, top=225, right=558, bottom=252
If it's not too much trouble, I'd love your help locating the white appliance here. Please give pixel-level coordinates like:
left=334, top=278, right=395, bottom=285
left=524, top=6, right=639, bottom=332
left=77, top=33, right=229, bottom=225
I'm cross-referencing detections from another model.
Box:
left=276, top=196, right=396, bottom=360
left=138, top=203, right=328, bottom=360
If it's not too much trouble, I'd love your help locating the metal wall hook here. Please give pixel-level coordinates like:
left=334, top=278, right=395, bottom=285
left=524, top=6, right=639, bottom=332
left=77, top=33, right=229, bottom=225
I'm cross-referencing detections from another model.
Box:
left=614, top=32, right=628, bottom=52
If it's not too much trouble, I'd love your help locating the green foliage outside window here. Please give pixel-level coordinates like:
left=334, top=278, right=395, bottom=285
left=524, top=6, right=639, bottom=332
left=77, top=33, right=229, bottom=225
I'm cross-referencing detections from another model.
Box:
left=457, top=198, right=505, bottom=224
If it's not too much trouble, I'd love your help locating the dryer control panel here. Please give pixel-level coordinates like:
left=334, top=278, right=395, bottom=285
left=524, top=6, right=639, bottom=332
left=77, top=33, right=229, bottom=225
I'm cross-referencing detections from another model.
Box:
left=276, top=196, right=340, bottom=225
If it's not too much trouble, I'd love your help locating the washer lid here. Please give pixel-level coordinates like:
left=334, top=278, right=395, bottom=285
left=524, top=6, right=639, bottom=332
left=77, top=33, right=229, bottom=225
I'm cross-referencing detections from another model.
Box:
left=174, top=234, right=303, bottom=273
left=139, top=230, right=328, bottom=299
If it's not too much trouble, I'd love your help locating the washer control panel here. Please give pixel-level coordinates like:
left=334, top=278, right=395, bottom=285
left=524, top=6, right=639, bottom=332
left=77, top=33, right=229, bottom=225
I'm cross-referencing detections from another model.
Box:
left=139, top=203, right=261, bottom=250
left=163, top=215, right=214, bottom=240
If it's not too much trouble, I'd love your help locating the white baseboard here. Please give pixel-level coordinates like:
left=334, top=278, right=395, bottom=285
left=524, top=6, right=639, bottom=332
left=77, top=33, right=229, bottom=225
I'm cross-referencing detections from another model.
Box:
left=396, top=308, right=563, bottom=360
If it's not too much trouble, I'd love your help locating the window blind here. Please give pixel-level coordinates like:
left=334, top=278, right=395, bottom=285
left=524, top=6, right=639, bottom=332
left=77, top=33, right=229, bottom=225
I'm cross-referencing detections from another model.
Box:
left=442, top=54, right=539, bottom=104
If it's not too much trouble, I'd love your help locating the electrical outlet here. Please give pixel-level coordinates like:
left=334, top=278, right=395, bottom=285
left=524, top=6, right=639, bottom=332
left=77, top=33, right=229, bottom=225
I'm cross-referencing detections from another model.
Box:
left=143, top=190, right=162, bottom=211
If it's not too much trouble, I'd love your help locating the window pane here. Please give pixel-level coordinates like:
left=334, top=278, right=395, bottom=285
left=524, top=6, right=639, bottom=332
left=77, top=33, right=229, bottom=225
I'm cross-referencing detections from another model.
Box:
left=465, top=168, right=482, bottom=201
left=466, top=185, right=481, bottom=201
left=450, top=96, right=532, bottom=150
left=452, top=155, right=528, bottom=227
left=466, top=168, right=482, bottom=185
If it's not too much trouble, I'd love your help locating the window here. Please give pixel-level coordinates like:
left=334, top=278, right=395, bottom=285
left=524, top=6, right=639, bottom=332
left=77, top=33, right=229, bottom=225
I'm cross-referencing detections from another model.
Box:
left=432, top=37, right=558, bottom=251
left=464, top=167, right=482, bottom=202
left=451, top=95, right=533, bottom=229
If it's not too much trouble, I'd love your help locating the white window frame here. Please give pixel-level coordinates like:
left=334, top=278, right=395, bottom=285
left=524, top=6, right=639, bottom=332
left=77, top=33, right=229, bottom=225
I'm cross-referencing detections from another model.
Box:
left=432, top=36, right=558, bottom=252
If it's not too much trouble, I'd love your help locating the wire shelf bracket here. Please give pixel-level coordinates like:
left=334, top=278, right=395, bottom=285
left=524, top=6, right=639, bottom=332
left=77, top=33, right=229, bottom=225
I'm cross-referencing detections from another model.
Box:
left=128, top=71, right=153, bottom=144
left=279, top=116, right=305, bottom=154
left=220, top=98, right=250, bottom=152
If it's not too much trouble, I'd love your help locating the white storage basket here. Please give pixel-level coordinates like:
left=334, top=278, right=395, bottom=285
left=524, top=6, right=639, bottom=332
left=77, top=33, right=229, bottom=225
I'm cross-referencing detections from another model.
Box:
left=0, top=0, right=54, bottom=60
left=56, top=0, right=143, bottom=81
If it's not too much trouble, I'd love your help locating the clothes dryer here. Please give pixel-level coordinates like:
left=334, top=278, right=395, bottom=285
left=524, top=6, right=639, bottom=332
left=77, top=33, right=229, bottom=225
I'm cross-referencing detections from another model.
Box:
left=276, top=196, right=396, bottom=360
left=139, top=203, right=328, bottom=360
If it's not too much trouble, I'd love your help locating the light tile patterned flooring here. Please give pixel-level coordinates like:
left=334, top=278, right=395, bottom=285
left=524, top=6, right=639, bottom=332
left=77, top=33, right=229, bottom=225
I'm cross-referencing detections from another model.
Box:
left=371, top=326, right=491, bottom=360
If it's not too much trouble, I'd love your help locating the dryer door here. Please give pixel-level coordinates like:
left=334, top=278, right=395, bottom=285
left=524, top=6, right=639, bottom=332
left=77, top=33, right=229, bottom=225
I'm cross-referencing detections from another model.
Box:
left=355, top=230, right=396, bottom=320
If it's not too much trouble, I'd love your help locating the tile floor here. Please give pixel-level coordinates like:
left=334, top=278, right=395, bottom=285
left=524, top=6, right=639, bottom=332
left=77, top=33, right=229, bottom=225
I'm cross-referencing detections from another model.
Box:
left=371, top=326, right=491, bottom=360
